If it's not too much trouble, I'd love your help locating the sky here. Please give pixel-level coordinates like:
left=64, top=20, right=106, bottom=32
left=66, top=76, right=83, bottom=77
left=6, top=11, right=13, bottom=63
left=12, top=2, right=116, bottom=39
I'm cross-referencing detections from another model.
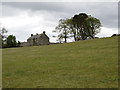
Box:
left=0, top=1, right=118, bottom=42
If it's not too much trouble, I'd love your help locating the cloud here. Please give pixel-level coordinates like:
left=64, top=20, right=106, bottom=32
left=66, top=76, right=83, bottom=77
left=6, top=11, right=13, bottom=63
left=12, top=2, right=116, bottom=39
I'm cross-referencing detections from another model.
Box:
left=96, top=27, right=118, bottom=37
left=2, top=2, right=118, bottom=28
left=1, top=2, right=118, bottom=42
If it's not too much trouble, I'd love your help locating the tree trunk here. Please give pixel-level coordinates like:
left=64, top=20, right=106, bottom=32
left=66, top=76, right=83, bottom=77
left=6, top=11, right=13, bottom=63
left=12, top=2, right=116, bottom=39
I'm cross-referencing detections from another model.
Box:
left=65, top=37, right=67, bottom=43
left=76, top=28, right=79, bottom=41
left=64, top=29, right=67, bottom=43
left=72, top=29, right=77, bottom=41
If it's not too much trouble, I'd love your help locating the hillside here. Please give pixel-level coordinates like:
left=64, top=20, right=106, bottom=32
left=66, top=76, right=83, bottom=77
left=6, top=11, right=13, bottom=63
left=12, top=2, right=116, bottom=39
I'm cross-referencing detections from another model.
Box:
left=2, top=36, right=118, bottom=88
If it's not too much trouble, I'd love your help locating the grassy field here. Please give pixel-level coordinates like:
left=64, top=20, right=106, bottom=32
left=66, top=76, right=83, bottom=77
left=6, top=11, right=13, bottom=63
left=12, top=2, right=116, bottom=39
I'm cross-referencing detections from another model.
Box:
left=0, top=49, right=2, bottom=89
left=2, top=36, right=118, bottom=88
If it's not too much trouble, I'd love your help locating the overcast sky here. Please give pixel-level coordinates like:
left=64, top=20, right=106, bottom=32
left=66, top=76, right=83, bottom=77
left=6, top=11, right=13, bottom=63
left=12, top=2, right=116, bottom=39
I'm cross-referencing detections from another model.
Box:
left=0, top=1, right=118, bottom=42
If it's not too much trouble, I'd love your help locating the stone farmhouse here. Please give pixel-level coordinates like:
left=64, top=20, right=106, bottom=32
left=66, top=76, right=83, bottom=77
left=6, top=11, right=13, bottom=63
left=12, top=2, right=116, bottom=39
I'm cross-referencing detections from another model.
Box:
left=21, top=31, right=50, bottom=47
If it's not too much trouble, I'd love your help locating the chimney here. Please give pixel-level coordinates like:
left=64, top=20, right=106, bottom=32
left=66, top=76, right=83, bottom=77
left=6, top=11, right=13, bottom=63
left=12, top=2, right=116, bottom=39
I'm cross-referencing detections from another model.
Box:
left=43, top=31, right=45, bottom=34
left=31, top=34, right=33, bottom=36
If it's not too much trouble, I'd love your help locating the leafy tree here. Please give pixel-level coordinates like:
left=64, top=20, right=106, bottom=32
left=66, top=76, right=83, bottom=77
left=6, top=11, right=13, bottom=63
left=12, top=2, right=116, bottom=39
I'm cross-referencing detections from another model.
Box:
left=53, top=13, right=102, bottom=42
left=57, top=34, right=64, bottom=43
left=6, top=35, right=17, bottom=48
left=0, top=34, right=2, bottom=48
left=64, top=18, right=77, bottom=41
left=84, top=16, right=102, bottom=39
left=73, top=13, right=101, bottom=40
left=17, top=41, right=21, bottom=47
left=0, top=27, right=7, bottom=48
left=0, top=27, right=7, bottom=39
left=73, top=13, right=88, bottom=40
left=53, top=19, right=70, bottom=43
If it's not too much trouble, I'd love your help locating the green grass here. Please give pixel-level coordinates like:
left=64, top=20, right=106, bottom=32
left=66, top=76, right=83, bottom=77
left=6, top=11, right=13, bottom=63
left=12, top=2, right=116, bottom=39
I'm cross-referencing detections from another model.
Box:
left=2, top=36, right=118, bottom=88
left=0, top=49, right=2, bottom=89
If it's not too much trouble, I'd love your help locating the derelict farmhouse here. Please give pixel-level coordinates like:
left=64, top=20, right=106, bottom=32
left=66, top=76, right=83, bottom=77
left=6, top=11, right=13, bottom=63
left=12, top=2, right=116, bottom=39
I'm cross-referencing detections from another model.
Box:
left=21, top=31, right=50, bottom=47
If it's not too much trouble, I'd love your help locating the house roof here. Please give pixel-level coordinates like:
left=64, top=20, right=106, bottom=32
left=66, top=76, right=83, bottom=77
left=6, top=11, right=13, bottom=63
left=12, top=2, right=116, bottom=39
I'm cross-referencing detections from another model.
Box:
left=27, top=33, right=49, bottom=40
left=28, top=34, right=42, bottom=40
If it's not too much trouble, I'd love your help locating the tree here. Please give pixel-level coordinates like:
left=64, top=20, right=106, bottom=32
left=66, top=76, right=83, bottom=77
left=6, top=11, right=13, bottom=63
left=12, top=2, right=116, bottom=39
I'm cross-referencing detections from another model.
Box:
left=0, top=34, right=2, bottom=48
left=6, top=35, right=17, bottom=48
left=53, top=19, right=70, bottom=43
left=64, top=18, right=77, bottom=41
left=53, top=13, right=102, bottom=42
left=84, top=16, right=102, bottom=39
left=0, top=27, right=7, bottom=48
left=17, top=41, right=21, bottom=47
left=73, top=13, right=88, bottom=40
left=0, top=27, right=8, bottom=39
left=72, top=13, right=101, bottom=40
left=57, top=34, right=64, bottom=43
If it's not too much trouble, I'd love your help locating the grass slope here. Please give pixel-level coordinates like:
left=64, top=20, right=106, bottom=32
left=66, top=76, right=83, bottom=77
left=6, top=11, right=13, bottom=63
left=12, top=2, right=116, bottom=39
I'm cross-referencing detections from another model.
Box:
left=2, top=37, right=118, bottom=88
left=0, top=49, right=2, bottom=89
